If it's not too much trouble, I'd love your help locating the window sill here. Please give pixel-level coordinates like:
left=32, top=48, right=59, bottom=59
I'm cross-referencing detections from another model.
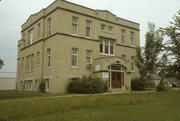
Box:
left=100, top=53, right=115, bottom=56
left=71, top=67, right=79, bottom=69
left=46, top=67, right=51, bottom=70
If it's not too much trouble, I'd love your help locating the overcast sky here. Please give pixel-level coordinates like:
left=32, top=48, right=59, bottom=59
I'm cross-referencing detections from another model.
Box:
left=0, top=0, right=179, bottom=72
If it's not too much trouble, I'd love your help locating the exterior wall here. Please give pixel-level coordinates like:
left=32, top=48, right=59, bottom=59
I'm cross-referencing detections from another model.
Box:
left=16, top=0, right=140, bottom=93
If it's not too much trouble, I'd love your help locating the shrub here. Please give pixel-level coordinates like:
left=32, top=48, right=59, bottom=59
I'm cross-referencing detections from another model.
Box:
left=67, top=75, right=108, bottom=94
left=38, top=80, right=46, bottom=93
left=156, top=80, right=167, bottom=92
left=131, top=78, right=146, bottom=91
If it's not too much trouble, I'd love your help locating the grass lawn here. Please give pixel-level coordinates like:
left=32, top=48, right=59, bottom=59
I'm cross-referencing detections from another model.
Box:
left=0, top=90, right=180, bottom=121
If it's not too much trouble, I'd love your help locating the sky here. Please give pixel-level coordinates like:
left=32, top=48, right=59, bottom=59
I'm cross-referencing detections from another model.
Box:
left=0, top=0, right=179, bottom=72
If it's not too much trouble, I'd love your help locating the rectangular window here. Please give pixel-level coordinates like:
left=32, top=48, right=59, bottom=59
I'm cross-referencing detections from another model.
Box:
left=31, top=54, right=34, bottom=71
left=131, top=56, right=135, bottom=71
left=100, top=39, right=114, bottom=55
left=47, top=18, right=51, bottom=36
left=86, top=50, right=92, bottom=65
left=45, top=79, right=49, bottom=91
left=26, top=56, right=29, bottom=72
left=72, top=17, right=78, bottom=35
left=108, top=26, right=113, bottom=33
left=37, top=51, right=40, bottom=66
left=86, top=20, right=92, bottom=37
left=47, top=49, right=51, bottom=68
left=121, top=29, right=126, bottom=44
left=29, top=29, right=34, bottom=45
left=101, top=24, right=106, bottom=31
left=22, top=33, right=26, bottom=48
left=130, top=32, right=135, bottom=46
left=21, top=57, right=24, bottom=71
left=71, top=48, right=78, bottom=68
left=37, top=23, right=41, bottom=38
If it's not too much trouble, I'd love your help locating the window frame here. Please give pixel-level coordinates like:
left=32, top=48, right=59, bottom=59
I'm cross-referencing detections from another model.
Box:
left=86, top=50, right=92, bottom=65
left=71, top=48, right=78, bottom=68
left=31, top=54, right=34, bottom=72
left=100, top=39, right=115, bottom=56
left=46, top=48, right=51, bottom=68
left=47, top=18, right=51, bottom=36
left=72, top=16, right=78, bottom=35
left=121, top=29, right=126, bottom=45
left=37, top=23, right=41, bottom=38
left=107, top=26, right=113, bottom=33
left=85, top=20, right=92, bottom=38
left=101, top=24, right=106, bottom=31
left=130, top=32, right=135, bottom=46
left=37, top=51, right=40, bottom=66
left=28, top=28, right=34, bottom=45
left=131, top=56, right=135, bottom=72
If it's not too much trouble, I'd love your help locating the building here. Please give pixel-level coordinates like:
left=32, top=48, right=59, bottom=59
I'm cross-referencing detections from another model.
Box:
left=0, top=72, right=16, bottom=90
left=16, top=0, right=140, bottom=93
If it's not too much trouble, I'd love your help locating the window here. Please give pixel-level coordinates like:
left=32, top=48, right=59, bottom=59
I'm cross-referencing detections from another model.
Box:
left=101, top=24, right=106, bottom=31
left=31, top=54, right=34, bottom=71
left=45, top=79, right=49, bottom=91
left=22, top=33, right=26, bottom=48
left=86, top=20, right=92, bottom=37
left=21, top=57, right=24, bottom=71
left=72, top=17, right=78, bottom=35
left=86, top=50, right=92, bottom=65
left=37, top=52, right=40, bottom=66
left=47, top=18, right=51, bottom=36
left=108, top=26, right=113, bottom=33
left=131, top=56, right=135, bottom=71
left=37, top=23, right=41, bottom=38
left=121, top=29, right=126, bottom=44
left=47, top=49, right=51, bottom=68
left=26, top=56, right=29, bottom=72
left=130, top=32, right=135, bottom=46
left=29, top=29, right=34, bottom=45
left=71, top=48, right=78, bottom=68
left=100, top=39, right=114, bottom=55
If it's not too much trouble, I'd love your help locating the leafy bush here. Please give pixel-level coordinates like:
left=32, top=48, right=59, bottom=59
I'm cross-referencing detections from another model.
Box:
left=38, top=80, right=46, bottom=93
left=156, top=80, right=167, bottom=92
left=131, top=78, right=146, bottom=91
left=67, top=75, right=108, bottom=94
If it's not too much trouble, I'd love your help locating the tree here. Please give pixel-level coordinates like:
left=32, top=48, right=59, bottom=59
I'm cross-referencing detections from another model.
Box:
left=160, top=10, right=180, bottom=81
left=144, top=23, right=163, bottom=80
left=0, top=59, right=4, bottom=69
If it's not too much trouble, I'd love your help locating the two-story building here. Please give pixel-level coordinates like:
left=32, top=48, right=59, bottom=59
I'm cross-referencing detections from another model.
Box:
left=16, top=0, right=140, bottom=93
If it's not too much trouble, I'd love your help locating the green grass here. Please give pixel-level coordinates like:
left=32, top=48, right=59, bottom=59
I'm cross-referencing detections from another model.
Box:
left=0, top=91, right=180, bottom=121
left=0, top=90, right=66, bottom=101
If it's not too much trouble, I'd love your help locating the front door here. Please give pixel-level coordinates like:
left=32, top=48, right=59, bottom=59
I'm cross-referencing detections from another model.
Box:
left=111, top=72, right=122, bottom=88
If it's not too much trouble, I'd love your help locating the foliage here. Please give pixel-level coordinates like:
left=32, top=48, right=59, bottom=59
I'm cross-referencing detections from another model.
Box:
left=131, top=78, right=147, bottom=91
left=67, top=75, right=108, bottom=94
left=156, top=80, right=167, bottom=92
left=160, top=10, right=180, bottom=81
left=38, top=80, right=46, bottom=93
left=0, top=59, right=4, bottom=69
left=144, top=29, right=163, bottom=79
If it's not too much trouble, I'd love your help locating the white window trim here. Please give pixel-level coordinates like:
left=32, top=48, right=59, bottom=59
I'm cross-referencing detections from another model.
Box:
left=100, top=39, right=115, bottom=56
left=107, top=26, right=113, bottom=33
left=121, top=29, right=126, bottom=45
left=72, top=17, right=78, bottom=36
left=86, top=20, right=92, bottom=38
left=86, top=50, right=92, bottom=65
left=130, top=32, right=135, bottom=47
left=101, top=24, right=107, bottom=32
left=131, top=56, right=135, bottom=72
left=46, top=49, right=51, bottom=69
left=71, top=48, right=79, bottom=68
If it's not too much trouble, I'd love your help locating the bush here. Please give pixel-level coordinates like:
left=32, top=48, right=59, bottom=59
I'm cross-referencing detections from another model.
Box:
left=67, top=75, right=108, bottom=94
left=38, top=80, right=46, bottom=93
left=131, top=78, right=146, bottom=91
left=156, top=80, right=167, bottom=92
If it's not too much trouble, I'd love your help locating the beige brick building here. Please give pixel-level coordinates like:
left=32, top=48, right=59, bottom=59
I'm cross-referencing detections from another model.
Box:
left=16, top=0, right=140, bottom=93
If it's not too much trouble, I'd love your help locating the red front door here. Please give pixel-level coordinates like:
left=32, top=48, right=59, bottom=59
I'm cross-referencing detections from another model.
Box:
left=111, top=72, right=122, bottom=88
